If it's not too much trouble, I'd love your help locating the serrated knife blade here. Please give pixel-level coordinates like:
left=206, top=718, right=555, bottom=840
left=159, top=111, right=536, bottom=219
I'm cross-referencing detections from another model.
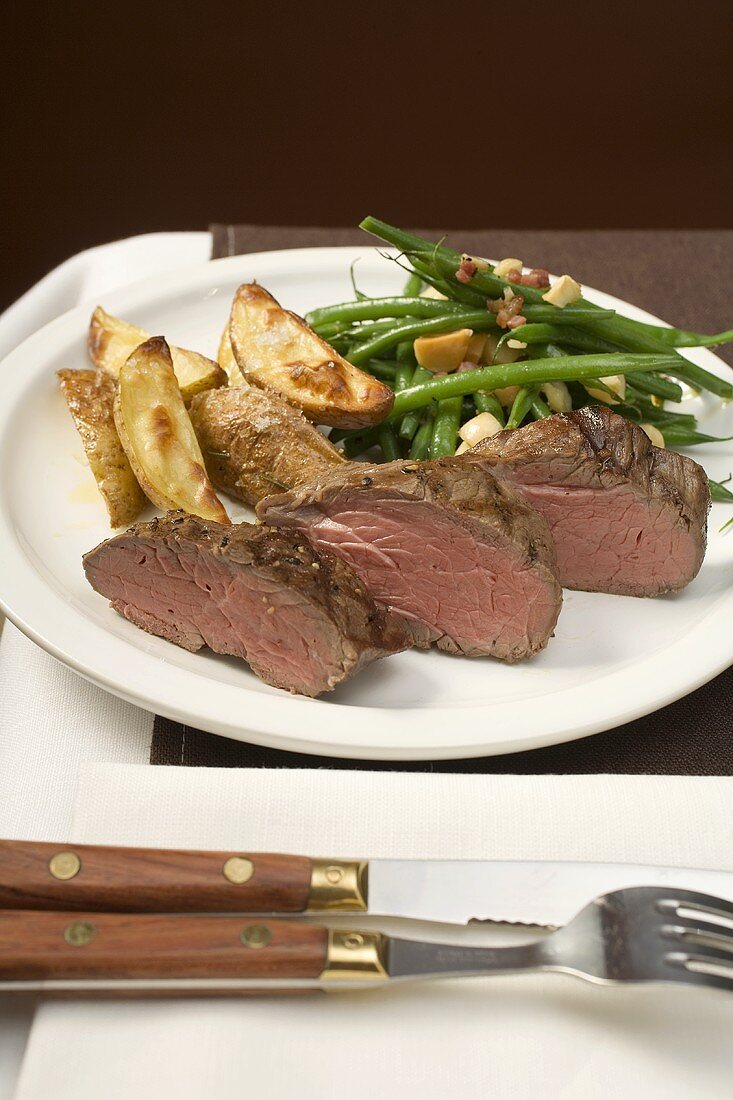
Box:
left=364, top=860, right=733, bottom=927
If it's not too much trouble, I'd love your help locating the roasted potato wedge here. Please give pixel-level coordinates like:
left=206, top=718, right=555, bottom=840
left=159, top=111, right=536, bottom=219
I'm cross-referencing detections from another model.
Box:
left=229, top=284, right=393, bottom=428
left=217, top=323, right=247, bottom=386
left=89, top=307, right=226, bottom=402
left=114, top=337, right=229, bottom=523
left=58, top=368, right=146, bottom=527
left=189, top=385, right=345, bottom=506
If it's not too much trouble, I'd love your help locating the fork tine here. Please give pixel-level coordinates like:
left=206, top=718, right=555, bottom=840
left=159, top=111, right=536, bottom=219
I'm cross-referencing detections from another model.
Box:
left=664, top=949, right=733, bottom=993
left=658, top=890, right=733, bottom=923
left=671, top=945, right=733, bottom=968
left=663, top=919, right=733, bottom=955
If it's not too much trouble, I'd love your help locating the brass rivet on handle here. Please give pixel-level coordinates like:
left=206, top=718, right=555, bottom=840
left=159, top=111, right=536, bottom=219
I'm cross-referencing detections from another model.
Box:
left=64, top=921, right=96, bottom=947
left=343, top=933, right=364, bottom=950
left=49, top=851, right=81, bottom=881
left=240, top=924, right=272, bottom=949
left=223, top=856, right=254, bottom=885
left=325, top=866, right=343, bottom=885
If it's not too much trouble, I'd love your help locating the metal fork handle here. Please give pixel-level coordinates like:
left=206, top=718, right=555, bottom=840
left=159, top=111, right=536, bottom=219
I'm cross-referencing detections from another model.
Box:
left=388, top=937, right=552, bottom=981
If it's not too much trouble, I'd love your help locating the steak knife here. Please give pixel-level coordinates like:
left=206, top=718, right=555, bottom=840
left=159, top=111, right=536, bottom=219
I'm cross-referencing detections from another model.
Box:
left=2, top=839, right=731, bottom=927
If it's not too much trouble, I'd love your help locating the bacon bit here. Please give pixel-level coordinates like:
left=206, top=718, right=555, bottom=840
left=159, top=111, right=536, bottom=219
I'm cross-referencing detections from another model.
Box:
left=507, top=267, right=551, bottom=289
left=507, top=315, right=527, bottom=329
left=457, top=360, right=479, bottom=372
left=455, top=256, right=478, bottom=283
left=488, top=293, right=525, bottom=330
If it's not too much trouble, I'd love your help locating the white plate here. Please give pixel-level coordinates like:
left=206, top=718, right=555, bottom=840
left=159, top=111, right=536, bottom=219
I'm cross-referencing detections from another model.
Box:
left=0, top=247, right=732, bottom=760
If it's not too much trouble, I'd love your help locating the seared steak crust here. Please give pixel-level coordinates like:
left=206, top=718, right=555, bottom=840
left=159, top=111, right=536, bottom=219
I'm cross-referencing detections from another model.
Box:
left=83, top=511, right=410, bottom=697
left=471, top=406, right=710, bottom=596
left=258, top=457, right=562, bottom=661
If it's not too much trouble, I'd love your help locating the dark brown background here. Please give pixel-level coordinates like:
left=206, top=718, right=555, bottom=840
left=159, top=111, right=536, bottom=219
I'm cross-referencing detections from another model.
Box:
left=2, top=0, right=731, bottom=313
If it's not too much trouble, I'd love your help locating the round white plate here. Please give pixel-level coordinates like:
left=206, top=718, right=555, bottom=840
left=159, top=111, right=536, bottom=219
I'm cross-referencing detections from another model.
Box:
left=1, top=247, right=732, bottom=760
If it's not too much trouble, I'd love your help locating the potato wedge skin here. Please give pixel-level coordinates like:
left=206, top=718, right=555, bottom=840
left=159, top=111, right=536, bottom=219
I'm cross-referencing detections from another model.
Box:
left=229, top=283, right=393, bottom=429
left=89, top=307, right=226, bottom=403
left=189, top=386, right=346, bottom=506
left=113, top=336, right=229, bottom=524
left=58, top=368, right=146, bottom=528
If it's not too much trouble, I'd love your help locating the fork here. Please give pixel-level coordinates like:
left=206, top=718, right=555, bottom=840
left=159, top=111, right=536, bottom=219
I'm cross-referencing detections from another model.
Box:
left=387, top=886, right=733, bottom=995
left=1, top=886, right=731, bottom=995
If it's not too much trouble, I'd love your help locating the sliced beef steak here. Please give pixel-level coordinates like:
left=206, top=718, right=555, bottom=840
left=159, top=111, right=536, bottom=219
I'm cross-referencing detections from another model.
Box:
left=257, top=458, right=562, bottom=661
left=469, top=406, right=710, bottom=596
left=83, top=512, right=410, bottom=697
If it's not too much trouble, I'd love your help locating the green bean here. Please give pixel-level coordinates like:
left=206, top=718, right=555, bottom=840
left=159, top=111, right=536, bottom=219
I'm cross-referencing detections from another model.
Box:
left=523, top=306, right=616, bottom=324
left=625, top=373, right=684, bottom=402
left=347, top=311, right=498, bottom=366
left=307, top=297, right=465, bottom=327
left=409, top=412, right=435, bottom=460
left=363, top=359, right=398, bottom=382
left=651, top=326, right=733, bottom=349
left=396, top=339, right=416, bottom=362
left=391, top=349, right=416, bottom=443
left=388, top=354, right=682, bottom=420
left=592, top=314, right=733, bottom=352
left=407, top=255, right=488, bottom=308
left=403, top=271, right=423, bottom=297
left=398, top=367, right=433, bottom=441
left=652, top=412, right=699, bottom=428
left=665, top=362, right=733, bottom=400
left=497, top=324, right=621, bottom=355
left=313, top=320, right=354, bottom=340
left=710, top=479, right=733, bottom=503
left=506, top=387, right=539, bottom=429
left=660, top=428, right=733, bottom=447
left=613, top=400, right=697, bottom=429
left=346, top=319, right=417, bottom=341
left=378, top=423, right=401, bottom=461
left=430, top=396, right=463, bottom=458
left=531, top=393, right=552, bottom=419
left=473, top=391, right=506, bottom=424
left=583, top=316, right=692, bottom=358
left=394, top=360, right=414, bottom=391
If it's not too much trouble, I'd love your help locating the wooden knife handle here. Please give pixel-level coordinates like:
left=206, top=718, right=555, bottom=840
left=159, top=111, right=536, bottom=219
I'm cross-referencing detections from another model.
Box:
left=0, top=910, right=328, bottom=985
left=0, top=840, right=368, bottom=914
left=0, top=911, right=389, bottom=995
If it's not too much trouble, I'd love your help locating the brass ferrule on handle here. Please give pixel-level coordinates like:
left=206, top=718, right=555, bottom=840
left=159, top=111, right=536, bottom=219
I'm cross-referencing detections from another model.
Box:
left=319, top=929, right=389, bottom=983
left=306, top=859, right=369, bottom=912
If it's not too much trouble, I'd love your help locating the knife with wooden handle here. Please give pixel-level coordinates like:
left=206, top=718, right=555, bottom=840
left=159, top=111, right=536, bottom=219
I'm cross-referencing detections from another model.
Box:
left=2, top=839, right=731, bottom=928
left=0, top=909, right=386, bottom=995
left=0, top=839, right=330, bottom=914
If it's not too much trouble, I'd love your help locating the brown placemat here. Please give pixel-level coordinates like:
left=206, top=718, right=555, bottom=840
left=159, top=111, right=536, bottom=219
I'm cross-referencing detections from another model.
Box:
left=151, top=224, right=733, bottom=773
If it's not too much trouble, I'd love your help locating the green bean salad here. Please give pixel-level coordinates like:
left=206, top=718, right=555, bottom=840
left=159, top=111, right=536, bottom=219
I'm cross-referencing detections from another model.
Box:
left=306, top=218, right=733, bottom=506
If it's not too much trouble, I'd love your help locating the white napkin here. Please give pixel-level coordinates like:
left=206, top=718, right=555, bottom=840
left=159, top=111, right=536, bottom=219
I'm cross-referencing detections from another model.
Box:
left=0, top=233, right=209, bottom=1098
left=13, top=765, right=733, bottom=1100
left=0, top=231, right=210, bottom=845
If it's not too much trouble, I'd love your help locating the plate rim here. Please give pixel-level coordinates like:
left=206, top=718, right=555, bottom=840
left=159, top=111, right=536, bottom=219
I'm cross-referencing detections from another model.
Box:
left=1, top=245, right=731, bottom=760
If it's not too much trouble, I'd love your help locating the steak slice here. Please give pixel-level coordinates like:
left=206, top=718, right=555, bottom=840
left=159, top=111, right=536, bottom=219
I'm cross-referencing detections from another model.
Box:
left=469, top=406, right=710, bottom=596
left=83, top=512, right=411, bottom=697
left=257, top=457, right=562, bottom=661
